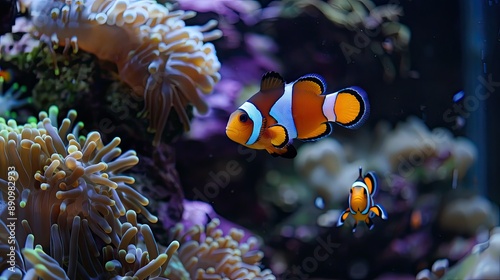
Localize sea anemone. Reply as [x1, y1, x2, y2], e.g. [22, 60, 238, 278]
[24, 0, 222, 145]
[171, 217, 276, 280]
[0, 106, 177, 278]
[416, 227, 500, 280]
[0, 17, 39, 59]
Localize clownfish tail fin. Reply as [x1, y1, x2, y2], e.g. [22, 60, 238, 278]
[324, 86, 369, 129]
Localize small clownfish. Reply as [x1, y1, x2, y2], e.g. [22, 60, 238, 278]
[337, 167, 388, 232]
[225, 71, 369, 158]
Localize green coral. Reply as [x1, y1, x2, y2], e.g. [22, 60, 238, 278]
[3, 44, 97, 112]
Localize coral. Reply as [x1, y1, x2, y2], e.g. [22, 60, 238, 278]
[179, 200, 259, 242]
[171, 215, 276, 280]
[439, 195, 498, 235]
[0, 106, 178, 278]
[290, 0, 406, 32]
[171, 0, 262, 25]
[378, 117, 477, 183]
[0, 17, 39, 59]
[131, 143, 185, 245]
[30, 51, 96, 111]
[263, 0, 411, 81]
[23, 0, 222, 145]
[0, 77, 31, 118]
[295, 117, 479, 210]
[416, 227, 500, 280]
[416, 258, 449, 280]
[295, 138, 367, 207]
[2, 21, 99, 116]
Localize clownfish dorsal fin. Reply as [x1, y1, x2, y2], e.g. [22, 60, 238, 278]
[268, 124, 289, 148]
[293, 74, 326, 95]
[358, 167, 363, 179]
[363, 171, 377, 195]
[260, 71, 285, 92]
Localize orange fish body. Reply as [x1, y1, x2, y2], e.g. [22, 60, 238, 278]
[337, 168, 388, 232]
[226, 72, 369, 158]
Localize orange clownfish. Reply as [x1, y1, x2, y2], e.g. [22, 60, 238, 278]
[225, 71, 369, 158]
[337, 168, 388, 232]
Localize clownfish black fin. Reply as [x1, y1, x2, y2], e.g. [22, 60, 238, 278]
[293, 74, 326, 95]
[267, 144, 297, 158]
[363, 171, 378, 195]
[261, 71, 285, 92]
[337, 208, 350, 227]
[269, 124, 289, 148]
[365, 217, 375, 230]
[333, 87, 369, 129]
[297, 123, 332, 142]
[272, 144, 297, 158]
[370, 204, 388, 220]
[352, 221, 358, 232]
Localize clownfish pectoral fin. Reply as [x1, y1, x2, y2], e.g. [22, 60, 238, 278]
[297, 123, 332, 142]
[268, 144, 297, 158]
[363, 172, 378, 195]
[333, 87, 370, 129]
[337, 208, 350, 227]
[260, 71, 285, 92]
[268, 124, 289, 148]
[280, 145, 297, 158]
[365, 217, 375, 230]
[370, 204, 388, 220]
[293, 74, 326, 95]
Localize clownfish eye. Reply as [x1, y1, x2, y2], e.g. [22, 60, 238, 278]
[363, 188, 367, 195]
[350, 189, 353, 194]
[239, 113, 249, 123]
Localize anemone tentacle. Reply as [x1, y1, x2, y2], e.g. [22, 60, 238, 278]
[25, 0, 222, 145]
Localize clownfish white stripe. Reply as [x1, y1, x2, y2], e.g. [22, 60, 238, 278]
[352, 182, 368, 189]
[270, 84, 298, 140]
[322, 93, 338, 122]
[239, 102, 263, 145]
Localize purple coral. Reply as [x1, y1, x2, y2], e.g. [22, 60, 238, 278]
[175, 0, 262, 25]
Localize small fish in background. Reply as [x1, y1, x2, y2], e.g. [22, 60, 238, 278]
[315, 196, 325, 210]
[410, 209, 422, 230]
[337, 167, 388, 232]
[0, 68, 14, 84]
[226, 71, 369, 158]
